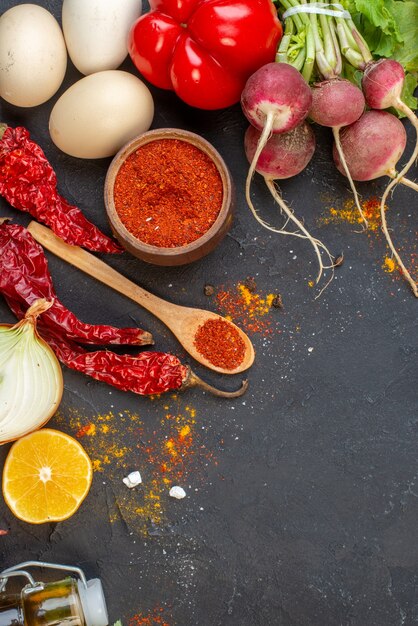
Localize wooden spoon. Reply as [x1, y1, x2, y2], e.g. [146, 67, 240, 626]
[28, 221, 255, 375]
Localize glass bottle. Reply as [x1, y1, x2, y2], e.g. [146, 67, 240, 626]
[0, 562, 108, 626]
[0, 593, 24, 626]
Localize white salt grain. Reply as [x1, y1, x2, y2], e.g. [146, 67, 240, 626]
[123, 471, 142, 488]
[169, 486, 186, 499]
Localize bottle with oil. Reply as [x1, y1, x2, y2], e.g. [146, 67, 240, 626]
[0, 562, 108, 626]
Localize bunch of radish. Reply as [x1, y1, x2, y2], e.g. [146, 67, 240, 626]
[340, 60, 418, 297]
[243, 0, 417, 297]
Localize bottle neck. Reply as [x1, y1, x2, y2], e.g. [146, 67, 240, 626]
[77, 579, 108, 626]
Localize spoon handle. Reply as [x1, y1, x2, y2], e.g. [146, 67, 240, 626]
[27, 221, 182, 321]
[28, 221, 255, 375]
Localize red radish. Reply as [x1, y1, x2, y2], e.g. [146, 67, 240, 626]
[241, 63, 312, 216]
[362, 59, 406, 110]
[332, 110, 407, 181]
[310, 79, 367, 226]
[244, 121, 316, 179]
[241, 63, 312, 137]
[241, 64, 335, 291]
[362, 59, 418, 297]
[310, 79, 364, 128]
[244, 121, 335, 291]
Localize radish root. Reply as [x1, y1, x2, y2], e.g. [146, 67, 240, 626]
[387, 171, 418, 193]
[380, 99, 418, 297]
[245, 110, 276, 190]
[265, 180, 335, 285]
[245, 163, 336, 292]
[332, 126, 368, 229]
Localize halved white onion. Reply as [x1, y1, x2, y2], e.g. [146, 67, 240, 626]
[0, 299, 63, 444]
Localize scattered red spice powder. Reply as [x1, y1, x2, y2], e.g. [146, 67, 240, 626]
[320, 196, 384, 231]
[75, 423, 96, 438]
[215, 280, 276, 335]
[320, 195, 417, 287]
[114, 139, 223, 248]
[146, 423, 198, 481]
[193, 318, 246, 370]
[55, 405, 216, 534]
[128, 608, 170, 626]
[383, 251, 417, 281]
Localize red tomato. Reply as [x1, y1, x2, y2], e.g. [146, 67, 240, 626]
[128, 0, 282, 110]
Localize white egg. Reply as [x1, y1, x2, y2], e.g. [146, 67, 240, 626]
[62, 0, 142, 75]
[0, 4, 67, 108]
[49, 70, 154, 159]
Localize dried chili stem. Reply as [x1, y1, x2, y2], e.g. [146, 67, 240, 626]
[185, 371, 249, 398]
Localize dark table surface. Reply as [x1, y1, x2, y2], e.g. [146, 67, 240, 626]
[0, 2, 417, 625]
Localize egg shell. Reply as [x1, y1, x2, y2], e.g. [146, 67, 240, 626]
[62, 0, 142, 75]
[0, 4, 67, 108]
[49, 70, 155, 159]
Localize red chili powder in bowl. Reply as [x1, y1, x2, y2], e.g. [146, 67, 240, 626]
[113, 138, 224, 248]
[193, 318, 246, 370]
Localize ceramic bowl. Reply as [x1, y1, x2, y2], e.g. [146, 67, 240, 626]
[104, 128, 233, 266]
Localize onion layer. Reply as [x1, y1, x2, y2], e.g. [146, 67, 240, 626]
[0, 299, 63, 444]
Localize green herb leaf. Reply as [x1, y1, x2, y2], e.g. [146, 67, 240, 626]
[341, 0, 357, 15]
[386, 0, 418, 71]
[359, 25, 396, 57]
[354, 0, 403, 46]
[400, 73, 418, 111]
[341, 62, 363, 87]
[342, 0, 418, 112]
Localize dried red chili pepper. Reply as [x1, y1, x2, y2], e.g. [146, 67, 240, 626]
[7, 299, 247, 398]
[1, 220, 247, 398]
[0, 124, 122, 253]
[0, 219, 151, 346]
